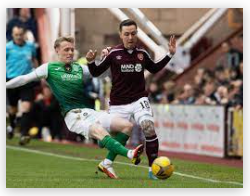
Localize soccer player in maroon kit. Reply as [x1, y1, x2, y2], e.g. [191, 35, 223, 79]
[86, 19, 176, 179]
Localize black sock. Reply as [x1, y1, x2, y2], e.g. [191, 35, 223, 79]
[9, 113, 16, 129]
[20, 112, 32, 136]
[145, 134, 159, 166]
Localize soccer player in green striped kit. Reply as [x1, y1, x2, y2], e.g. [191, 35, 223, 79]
[6, 36, 144, 179]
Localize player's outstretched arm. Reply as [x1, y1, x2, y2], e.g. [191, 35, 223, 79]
[6, 63, 48, 89]
[145, 35, 176, 74]
[86, 49, 111, 77]
[6, 71, 38, 89]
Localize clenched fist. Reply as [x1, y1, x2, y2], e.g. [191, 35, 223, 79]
[86, 49, 97, 62]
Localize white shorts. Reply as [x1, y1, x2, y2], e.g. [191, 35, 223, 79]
[64, 108, 116, 139]
[109, 97, 154, 125]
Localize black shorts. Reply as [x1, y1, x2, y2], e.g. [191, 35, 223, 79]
[6, 79, 36, 107]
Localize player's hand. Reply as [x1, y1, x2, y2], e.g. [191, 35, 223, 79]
[168, 35, 176, 55]
[101, 47, 111, 58]
[86, 50, 97, 62]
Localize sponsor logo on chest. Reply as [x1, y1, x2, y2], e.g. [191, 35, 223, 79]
[121, 63, 142, 73]
[116, 55, 122, 60]
[61, 73, 82, 81]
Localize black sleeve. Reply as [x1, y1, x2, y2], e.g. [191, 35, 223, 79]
[87, 54, 111, 77]
[144, 53, 172, 74]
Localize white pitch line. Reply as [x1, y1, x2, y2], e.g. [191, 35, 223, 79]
[6, 145, 243, 187]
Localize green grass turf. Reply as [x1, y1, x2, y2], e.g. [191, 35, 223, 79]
[6, 138, 243, 188]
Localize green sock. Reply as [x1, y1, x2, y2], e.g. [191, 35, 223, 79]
[99, 135, 129, 158]
[106, 132, 129, 161]
[98, 140, 105, 148]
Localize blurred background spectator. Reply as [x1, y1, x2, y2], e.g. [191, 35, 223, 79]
[216, 41, 243, 69]
[6, 8, 38, 42]
[32, 85, 65, 141]
[148, 81, 161, 103]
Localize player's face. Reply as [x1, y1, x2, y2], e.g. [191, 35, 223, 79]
[12, 27, 25, 45]
[120, 25, 138, 49]
[56, 41, 74, 64]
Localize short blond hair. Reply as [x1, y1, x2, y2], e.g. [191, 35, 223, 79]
[54, 36, 75, 49]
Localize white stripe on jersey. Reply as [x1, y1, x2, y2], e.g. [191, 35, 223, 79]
[99, 48, 124, 64]
[136, 48, 169, 63]
[110, 48, 124, 53]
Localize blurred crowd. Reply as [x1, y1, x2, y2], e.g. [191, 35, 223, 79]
[148, 38, 243, 110]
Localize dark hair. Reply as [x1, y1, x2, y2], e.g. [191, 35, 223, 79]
[193, 87, 203, 98]
[12, 24, 26, 32]
[119, 19, 137, 32]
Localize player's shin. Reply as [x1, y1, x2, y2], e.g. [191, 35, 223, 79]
[20, 112, 33, 136]
[99, 135, 130, 158]
[9, 113, 16, 129]
[145, 134, 159, 166]
[106, 132, 129, 162]
[19, 111, 32, 145]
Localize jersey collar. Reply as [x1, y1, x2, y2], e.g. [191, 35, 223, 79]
[121, 44, 137, 54]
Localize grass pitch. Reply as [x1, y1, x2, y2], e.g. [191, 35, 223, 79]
[6, 138, 243, 188]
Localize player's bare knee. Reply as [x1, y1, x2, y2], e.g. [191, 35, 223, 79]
[89, 123, 109, 140]
[90, 123, 104, 135]
[140, 120, 156, 137]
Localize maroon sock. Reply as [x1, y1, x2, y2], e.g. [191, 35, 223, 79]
[145, 134, 159, 166]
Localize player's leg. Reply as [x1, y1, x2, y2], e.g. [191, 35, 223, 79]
[64, 109, 144, 179]
[6, 88, 19, 139]
[96, 111, 143, 178]
[134, 97, 159, 179]
[6, 106, 17, 139]
[65, 109, 131, 157]
[18, 101, 33, 145]
[89, 123, 129, 157]
[110, 116, 143, 165]
[97, 108, 134, 178]
[89, 122, 144, 165]
[140, 119, 159, 179]
[18, 84, 35, 145]
[103, 115, 132, 161]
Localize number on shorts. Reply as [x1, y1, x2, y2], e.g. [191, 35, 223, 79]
[140, 100, 150, 109]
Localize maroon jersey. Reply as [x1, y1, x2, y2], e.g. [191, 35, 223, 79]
[87, 44, 172, 105]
